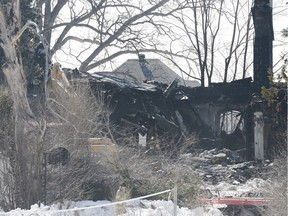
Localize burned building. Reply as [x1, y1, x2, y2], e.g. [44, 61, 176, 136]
[85, 0, 286, 160]
[30, 0, 281, 161]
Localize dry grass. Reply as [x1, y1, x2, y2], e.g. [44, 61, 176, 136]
[260, 128, 287, 216]
[44, 80, 113, 203]
[112, 144, 202, 209]
[0, 82, 202, 209]
[260, 152, 287, 216]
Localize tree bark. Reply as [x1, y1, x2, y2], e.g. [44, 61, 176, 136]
[2, 64, 43, 208]
[0, 0, 44, 208]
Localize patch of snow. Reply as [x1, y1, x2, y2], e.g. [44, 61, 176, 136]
[0, 200, 224, 216]
[213, 153, 226, 158]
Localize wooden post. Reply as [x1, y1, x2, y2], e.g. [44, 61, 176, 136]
[254, 112, 264, 161]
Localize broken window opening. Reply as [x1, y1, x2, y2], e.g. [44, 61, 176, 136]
[220, 110, 243, 134]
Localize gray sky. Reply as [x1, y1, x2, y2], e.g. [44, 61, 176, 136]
[51, 0, 288, 83]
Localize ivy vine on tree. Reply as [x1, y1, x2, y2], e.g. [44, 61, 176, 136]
[261, 28, 288, 112]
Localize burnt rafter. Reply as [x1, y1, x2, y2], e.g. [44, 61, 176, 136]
[177, 77, 255, 105]
[88, 74, 178, 131]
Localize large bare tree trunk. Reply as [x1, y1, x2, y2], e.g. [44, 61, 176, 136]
[0, 1, 44, 208]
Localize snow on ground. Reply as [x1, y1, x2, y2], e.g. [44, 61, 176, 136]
[0, 150, 269, 216]
[205, 178, 267, 198]
[0, 200, 223, 216]
[0, 173, 267, 216]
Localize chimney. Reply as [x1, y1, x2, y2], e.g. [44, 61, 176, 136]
[252, 0, 274, 90]
[138, 54, 146, 64]
[138, 54, 153, 80]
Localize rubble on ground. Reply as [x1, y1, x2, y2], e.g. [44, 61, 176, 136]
[179, 148, 271, 197]
[178, 147, 273, 215]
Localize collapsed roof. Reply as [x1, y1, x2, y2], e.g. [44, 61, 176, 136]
[88, 68, 253, 144]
